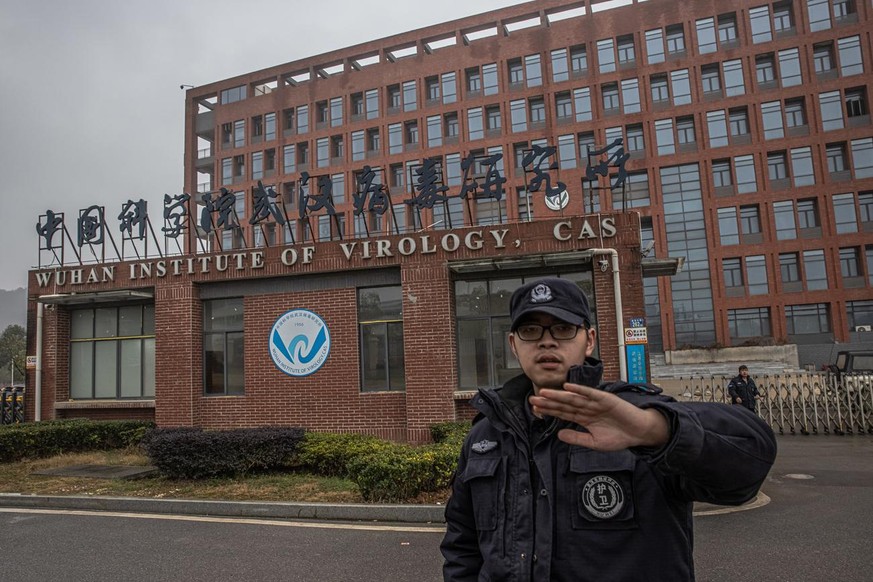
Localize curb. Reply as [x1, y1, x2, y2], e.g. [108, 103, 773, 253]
[0, 494, 447, 524]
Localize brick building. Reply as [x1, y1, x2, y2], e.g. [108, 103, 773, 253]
[26, 0, 873, 437]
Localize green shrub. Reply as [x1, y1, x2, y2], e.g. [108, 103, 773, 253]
[430, 421, 472, 445]
[348, 441, 460, 502]
[0, 419, 154, 463]
[294, 432, 394, 476]
[140, 426, 305, 479]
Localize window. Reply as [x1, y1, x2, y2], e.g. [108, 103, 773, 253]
[670, 69, 692, 105]
[728, 308, 771, 339]
[701, 64, 722, 95]
[283, 145, 296, 173]
[367, 128, 380, 154]
[510, 99, 527, 132]
[718, 207, 739, 244]
[780, 252, 801, 286]
[352, 131, 365, 162]
[402, 80, 417, 111]
[746, 255, 769, 295]
[70, 305, 155, 399]
[466, 67, 482, 94]
[388, 123, 402, 154]
[774, 200, 797, 239]
[351, 92, 365, 117]
[651, 74, 669, 103]
[405, 121, 418, 146]
[833, 192, 858, 234]
[713, 160, 733, 189]
[508, 58, 524, 85]
[626, 124, 644, 151]
[768, 151, 788, 181]
[616, 35, 635, 66]
[252, 151, 263, 179]
[819, 91, 845, 130]
[570, 45, 587, 75]
[558, 134, 577, 169]
[847, 300, 873, 330]
[555, 92, 573, 120]
[358, 287, 405, 392]
[803, 249, 828, 290]
[388, 84, 401, 109]
[550, 49, 570, 83]
[316, 138, 329, 168]
[851, 137, 873, 178]
[483, 63, 498, 95]
[620, 79, 641, 114]
[676, 116, 696, 145]
[655, 119, 675, 155]
[749, 6, 772, 43]
[602, 83, 620, 112]
[330, 97, 343, 127]
[442, 73, 457, 104]
[529, 98, 545, 125]
[525, 54, 543, 87]
[741, 204, 762, 236]
[736, 156, 757, 193]
[761, 101, 784, 139]
[724, 258, 744, 289]
[666, 25, 685, 54]
[838, 36, 863, 76]
[331, 135, 344, 163]
[427, 115, 442, 148]
[730, 108, 750, 138]
[597, 38, 616, 73]
[778, 48, 802, 87]
[786, 303, 831, 334]
[718, 14, 738, 45]
[723, 59, 745, 96]
[366, 89, 379, 119]
[203, 298, 244, 395]
[808, 0, 832, 31]
[455, 273, 593, 390]
[790, 147, 815, 186]
[846, 88, 868, 119]
[220, 85, 246, 104]
[234, 120, 245, 148]
[840, 247, 862, 278]
[296, 106, 309, 134]
[861, 192, 873, 224]
[707, 110, 728, 148]
[756, 54, 776, 85]
[467, 107, 484, 140]
[827, 143, 849, 174]
[814, 42, 836, 75]
[645, 29, 665, 64]
[696, 17, 717, 54]
[797, 198, 820, 230]
[772, 2, 794, 33]
[486, 105, 502, 132]
[784, 99, 807, 129]
[445, 113, 459, 140]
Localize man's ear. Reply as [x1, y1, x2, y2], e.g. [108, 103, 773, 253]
[584, 327, 597, 357]
[509, 333, 519, 359]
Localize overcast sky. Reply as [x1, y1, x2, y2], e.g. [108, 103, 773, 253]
[0, 0, 525, 290]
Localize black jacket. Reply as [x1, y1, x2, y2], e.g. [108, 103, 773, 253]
[441, 359, 777, 582]
[727, 375, 760, 411]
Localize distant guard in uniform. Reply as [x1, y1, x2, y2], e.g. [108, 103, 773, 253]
[728, 364, 761, 413]
[441, 278, 777, 582]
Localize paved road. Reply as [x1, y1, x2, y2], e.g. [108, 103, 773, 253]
[2, 435, 871, 581]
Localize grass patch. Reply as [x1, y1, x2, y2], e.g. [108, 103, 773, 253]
[0, 449, 368, 503]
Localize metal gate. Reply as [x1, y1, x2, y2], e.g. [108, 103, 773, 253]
[674, 373, 873, 436]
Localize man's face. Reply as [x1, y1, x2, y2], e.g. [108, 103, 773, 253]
[740, 368, 749, 378]
[509, 312, 596, 393]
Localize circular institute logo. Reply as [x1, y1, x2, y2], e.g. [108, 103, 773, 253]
[269, 309, 331, 377]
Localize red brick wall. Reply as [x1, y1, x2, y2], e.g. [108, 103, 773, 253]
[27, 215, 643, 441]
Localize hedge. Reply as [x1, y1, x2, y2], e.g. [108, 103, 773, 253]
[0, 419, 153, 463]
[140, 426, 305, 479]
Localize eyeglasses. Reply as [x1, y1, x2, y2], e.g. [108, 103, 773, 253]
[515, 323, 582, 341]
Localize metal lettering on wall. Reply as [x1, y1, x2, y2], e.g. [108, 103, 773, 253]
[34, 137, 629, 279]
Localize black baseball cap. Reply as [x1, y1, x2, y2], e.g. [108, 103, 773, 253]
[509, 278, 592, 331]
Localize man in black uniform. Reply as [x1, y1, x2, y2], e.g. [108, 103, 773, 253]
[441, 278, 777, 582]
[728, 364, 761, 413]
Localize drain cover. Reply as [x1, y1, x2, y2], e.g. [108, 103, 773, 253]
[784, 473, 815, 480]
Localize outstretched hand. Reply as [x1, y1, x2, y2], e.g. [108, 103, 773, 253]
[529, 383, 670, 451]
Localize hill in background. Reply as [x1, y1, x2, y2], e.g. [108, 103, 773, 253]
[0, 288, 27, 331]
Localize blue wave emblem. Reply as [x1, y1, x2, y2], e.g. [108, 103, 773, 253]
[272, 326, 327, 365]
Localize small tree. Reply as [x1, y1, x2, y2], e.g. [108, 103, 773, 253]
[0, 324, 26, 385]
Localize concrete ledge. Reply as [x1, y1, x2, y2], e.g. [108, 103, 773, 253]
[665, 345, 799, 368]
[0, 494, 447, 523]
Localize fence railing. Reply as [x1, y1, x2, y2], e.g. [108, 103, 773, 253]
[669, 373, 873, 436]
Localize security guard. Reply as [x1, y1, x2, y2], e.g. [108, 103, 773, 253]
[441, 278, 777, 582]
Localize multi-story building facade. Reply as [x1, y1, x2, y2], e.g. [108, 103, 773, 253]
[184, 0, 873, 365]
[23, 0, 872, 437]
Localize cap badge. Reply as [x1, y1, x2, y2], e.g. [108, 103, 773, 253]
[529, 284, 553, 304]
